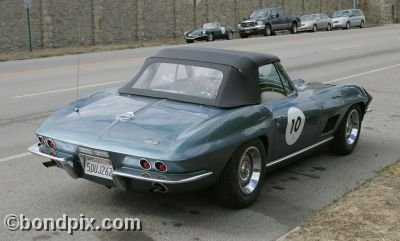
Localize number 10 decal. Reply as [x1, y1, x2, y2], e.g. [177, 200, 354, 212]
[285, 107, 306, 145]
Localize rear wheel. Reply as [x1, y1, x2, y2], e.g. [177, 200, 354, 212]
[226, 31, 233, 40]
[330, 105, 362, 155]
[215, 139, 266, 209]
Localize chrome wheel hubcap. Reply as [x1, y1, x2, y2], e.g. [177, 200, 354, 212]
[345, 109, 360, 145]
[238, 146, 262, 195]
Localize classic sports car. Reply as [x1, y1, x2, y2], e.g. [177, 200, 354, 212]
[184, 22, 234, 43]
[29, 48, 372, 208]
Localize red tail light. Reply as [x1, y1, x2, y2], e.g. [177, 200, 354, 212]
[139, 159, 151, 170]
[38, 136, 46, 145]
[155, 161, 167, 172]
[47, 139, 56, 149]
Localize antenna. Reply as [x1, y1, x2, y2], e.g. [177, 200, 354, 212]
[74, 2, 81, 113]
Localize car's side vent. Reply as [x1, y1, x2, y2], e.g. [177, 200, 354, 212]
[323, 115, 339, 134]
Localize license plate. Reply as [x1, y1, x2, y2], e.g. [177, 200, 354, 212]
[245, 30, 251, 33]
[84, 155, 113, 180]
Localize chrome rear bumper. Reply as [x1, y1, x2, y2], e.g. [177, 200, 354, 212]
[28, 144, 78, 179]
[28, 143, 214, 191]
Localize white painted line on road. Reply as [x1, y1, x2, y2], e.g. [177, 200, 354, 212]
[13, 80, 125, 99]
[0, 152, 31, 163]
[332, 44, 364, 50]
[325, 63, 400, 84]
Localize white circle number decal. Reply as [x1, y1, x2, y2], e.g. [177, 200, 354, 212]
[285, 107, 306, 145]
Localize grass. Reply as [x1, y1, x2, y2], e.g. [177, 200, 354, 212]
[279, 159, 400, 241]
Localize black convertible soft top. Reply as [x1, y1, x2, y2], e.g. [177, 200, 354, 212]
[119, 47, 281, 108]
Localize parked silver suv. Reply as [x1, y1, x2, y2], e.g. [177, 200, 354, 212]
[332, 9, 365, 29]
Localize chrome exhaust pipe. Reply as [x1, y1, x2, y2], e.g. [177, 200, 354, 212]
[42, 160, 58, 168]
[151, 182, 169, 193]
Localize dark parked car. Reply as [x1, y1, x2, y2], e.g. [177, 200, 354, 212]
[184, 22, 234, 43]
[238, 8, 301, 38]
[29, 48, 372, 208]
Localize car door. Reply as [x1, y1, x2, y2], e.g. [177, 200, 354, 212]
[320, 14, 328, 29]
[270, 9, 280, 30]
[260, 63, 323, 160]
[277, 8, 288, 30]
[350, 10, 359, 26]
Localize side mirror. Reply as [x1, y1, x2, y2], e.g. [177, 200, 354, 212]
[276, 13, 280, 18]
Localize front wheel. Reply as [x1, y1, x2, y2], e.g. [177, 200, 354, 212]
[185, 39, 194, 44]
[330, 105, 362, 155]
[312, 24, 318, 32]
[290, 22, 298, 34]
[206, 33, 214, 42]
[327, 23, 332, 31]
[215, 139, 266, 209]
[360, 21, 365, 28]
[345, 22, 351, 30]
[264, 24, 272, 36]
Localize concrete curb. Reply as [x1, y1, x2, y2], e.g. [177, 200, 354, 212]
[275, 226, 302, 241]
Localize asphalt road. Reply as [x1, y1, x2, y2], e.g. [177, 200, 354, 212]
[1, 25, 400, 241]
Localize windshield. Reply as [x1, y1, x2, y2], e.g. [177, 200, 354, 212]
[250, 9, 269, 19]
[333, 10, 350, 17]
[203, 23, 218, 29]
[131, 63, 224, 100]
[300, 15, 317, 21]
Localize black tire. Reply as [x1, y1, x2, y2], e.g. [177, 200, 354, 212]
[312, 24, 318, 32]
[226, 31, 234, 40]
[264, 24, 272, 36]
[290, 22, 298, 34]
[215, 139, 266, 209]
[239, 33, 248, 38]
[360, 21, 365, 28]
[327, 23, 332, 31]
[206, 33, 214, 42]
[345, 21, 351, 30]
[330, 105, 362, 155]
[185, 39, 194, 44]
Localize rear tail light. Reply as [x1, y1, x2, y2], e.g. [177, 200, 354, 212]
[47, 139, 56, 149]
[155, 161, 167, 172]
[38, 136, 46, 145]
[139, 159, 151, 170]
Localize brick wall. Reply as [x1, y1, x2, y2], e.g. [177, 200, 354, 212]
[0, 0, 397, 52]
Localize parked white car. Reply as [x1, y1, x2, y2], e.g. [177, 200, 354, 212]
[299, 13, 333, 32]
[332, 9, 366, 29]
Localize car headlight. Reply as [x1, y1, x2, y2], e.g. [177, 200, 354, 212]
[238, 24, 241, 28]
[257, 21, 263, 26]
[202, 30, 206, 34]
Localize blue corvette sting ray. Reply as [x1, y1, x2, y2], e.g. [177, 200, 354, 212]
[29, 47, 372, 208]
